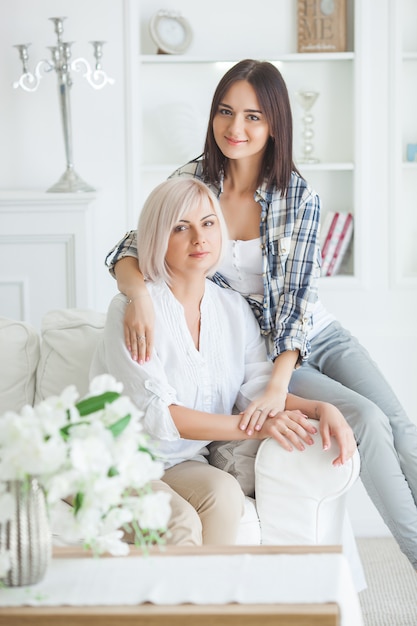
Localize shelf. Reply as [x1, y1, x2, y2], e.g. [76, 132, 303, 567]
[140, 53, 355, 64]
[296, 162, 354, 171]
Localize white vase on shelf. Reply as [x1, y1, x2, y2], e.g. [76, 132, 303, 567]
[295, 90, 320, 164]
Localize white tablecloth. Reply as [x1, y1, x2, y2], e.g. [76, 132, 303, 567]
[0, 552, 363, 626]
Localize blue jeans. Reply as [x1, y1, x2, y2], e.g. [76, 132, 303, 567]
[289, 320, 417, 568]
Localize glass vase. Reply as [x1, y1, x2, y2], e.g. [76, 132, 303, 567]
[295, 90, 320, 164]
[0, 478, 51, 586]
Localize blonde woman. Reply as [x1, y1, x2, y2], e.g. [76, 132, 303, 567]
[92, 177, 356, 544]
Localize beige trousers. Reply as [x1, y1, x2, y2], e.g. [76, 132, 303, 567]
[161, 460, 245, 545]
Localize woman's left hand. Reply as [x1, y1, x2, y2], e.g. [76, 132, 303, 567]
[239, 390, 289, 436]
[318, 403, 357, 466]
[240, 390, 319, 450]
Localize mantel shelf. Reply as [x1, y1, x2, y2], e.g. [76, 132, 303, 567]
[0, 190, 97, 208]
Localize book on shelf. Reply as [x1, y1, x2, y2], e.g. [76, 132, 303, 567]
[297, 0, 347, 53]
[320, 211, 354, 277]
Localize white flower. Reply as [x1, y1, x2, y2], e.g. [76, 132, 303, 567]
[102, 506, 133, 533]
[0, 376, 171, 557]
[132, 490, 172, 530]
[123, 451, 165, 489]
[91, 530, 129, 556]
[0, 414, 67, 480]
[88, 374, 123, 396]
[44, 469, 81, 504]
[70, 433, 114, 477]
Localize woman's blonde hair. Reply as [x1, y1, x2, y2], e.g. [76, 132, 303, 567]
[137, 177, 228, 284]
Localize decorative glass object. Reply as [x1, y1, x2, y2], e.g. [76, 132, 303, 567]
[295, 90, 320, 164]
[0, 478, 51, 587]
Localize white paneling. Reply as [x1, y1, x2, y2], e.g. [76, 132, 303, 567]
[0, 278, 29, 321]
[0, 192, 96, 330]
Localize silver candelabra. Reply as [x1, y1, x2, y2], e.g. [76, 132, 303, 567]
[13, 17, 114, 193]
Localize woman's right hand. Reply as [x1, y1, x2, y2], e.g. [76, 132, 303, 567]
[124, 293, 155, 363]
[258, 410, 317, 452]
[114, 256, 155, 363]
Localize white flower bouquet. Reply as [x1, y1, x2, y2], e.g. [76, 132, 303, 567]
[0, 375, 171, 578]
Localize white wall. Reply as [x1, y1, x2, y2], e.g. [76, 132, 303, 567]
[0, 0, 128, 312]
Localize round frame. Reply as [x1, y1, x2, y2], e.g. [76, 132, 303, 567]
[149, 11, 193, 55]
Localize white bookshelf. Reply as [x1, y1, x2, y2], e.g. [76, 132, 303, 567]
[124, 0, 372, 285]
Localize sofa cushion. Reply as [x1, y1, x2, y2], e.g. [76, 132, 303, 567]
[0, 317, 39, 414]
[35, 308, 106, 403]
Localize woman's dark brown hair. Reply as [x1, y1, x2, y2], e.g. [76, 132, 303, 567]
[202, 59, 299, 194]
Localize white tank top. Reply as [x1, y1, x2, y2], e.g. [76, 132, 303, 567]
[219, 239, 264, 296]
[217, 238, 334, 340]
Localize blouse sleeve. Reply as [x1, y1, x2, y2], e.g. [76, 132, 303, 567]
[91, 294, 182, 442]
[105, 230, 139, 278]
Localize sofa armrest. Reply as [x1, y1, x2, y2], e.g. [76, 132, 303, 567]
[254, 430, 360, 546]
[254, 430, 366, 592]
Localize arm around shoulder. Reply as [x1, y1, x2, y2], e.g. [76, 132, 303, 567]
[105, 230, 138, 278]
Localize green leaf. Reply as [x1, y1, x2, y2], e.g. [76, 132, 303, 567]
[59, 420, 89, 441]
[74, 491, 84, 515]
[107, 414, 131, 437]
[138, 445, 156, 461]
[76, 391, 120, 416]
[108, 466, 119, 477]
[59, 424, 72, 441]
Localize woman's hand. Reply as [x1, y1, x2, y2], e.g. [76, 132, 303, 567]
[124, 293, 155, 363]
[239, 389, 288, 435]
[316, 403, 357, 466]
[239, 351, 300, 435]
[253, 409, 318, 452]
[113, 256, 155, 363]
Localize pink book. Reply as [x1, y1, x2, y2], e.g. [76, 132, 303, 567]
[326, 213, 354, 276]
[320, 212, 347, 276]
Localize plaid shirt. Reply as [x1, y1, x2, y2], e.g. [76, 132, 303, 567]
[106, 159, 321, 361]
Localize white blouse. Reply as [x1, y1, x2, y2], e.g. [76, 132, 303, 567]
[90, 281, 273, 468]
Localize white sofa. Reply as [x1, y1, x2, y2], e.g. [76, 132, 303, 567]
[0, 309, 365, 590]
